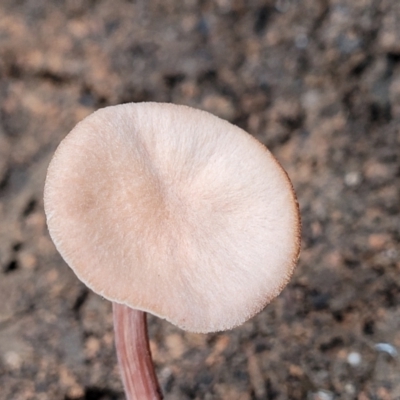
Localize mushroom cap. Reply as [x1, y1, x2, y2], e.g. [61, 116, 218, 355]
[44, 102, 300, 333]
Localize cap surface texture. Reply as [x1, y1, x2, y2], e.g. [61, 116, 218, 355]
[44, 102, 300, 333]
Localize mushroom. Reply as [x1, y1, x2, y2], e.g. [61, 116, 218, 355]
[44, 102, 301, 399]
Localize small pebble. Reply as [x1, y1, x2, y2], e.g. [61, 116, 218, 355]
[295, 33, 309, 49]
[66, 385, 85, 399]
[3, 351, 22, 369]
[85, 336, 100, 359]
[368, 233, 390, 250]
[374, 343, 398, 357]
[310, 390, 335, 400]
[344, 171, 361, 187]
[347, 351, 362, 366]
[201, 95, 235, 120]
[345, 383, 356, 394]
[384, 248, 398, 260]
[165, 334, 185, 359]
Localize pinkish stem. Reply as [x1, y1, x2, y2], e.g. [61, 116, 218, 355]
[113, 303, 162, 400]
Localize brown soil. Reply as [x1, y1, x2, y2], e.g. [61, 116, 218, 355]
[0, 1, 399, 399]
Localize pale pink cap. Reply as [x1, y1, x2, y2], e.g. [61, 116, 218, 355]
[44, 102, 300, 333]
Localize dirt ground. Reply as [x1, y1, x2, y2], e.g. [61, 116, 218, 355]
[0, 0, 399, 399]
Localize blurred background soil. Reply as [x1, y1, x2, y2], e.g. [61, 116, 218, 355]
[0, 0, 399, 399]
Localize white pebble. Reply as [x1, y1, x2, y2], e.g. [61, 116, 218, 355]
[374, 343, 398, 357]
[3, 351, 22, 369]
[310, 390, 334, 400]
[344, 171, 361, 187]
[347, 351, 362, 366]
[345, 383, 356, 394]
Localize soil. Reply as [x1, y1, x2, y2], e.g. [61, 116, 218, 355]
[0, 0, 399, 399]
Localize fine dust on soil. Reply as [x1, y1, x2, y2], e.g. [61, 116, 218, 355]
[0, 1, 399, 399]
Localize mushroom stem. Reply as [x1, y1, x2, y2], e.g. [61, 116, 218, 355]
[113, 303, 162, 400]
